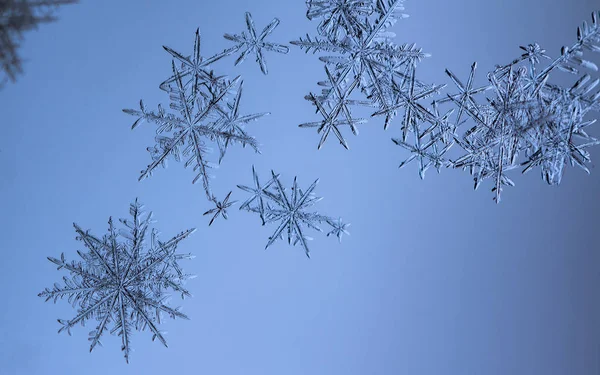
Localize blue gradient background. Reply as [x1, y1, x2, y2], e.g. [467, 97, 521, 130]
[1, 0, 599, 374]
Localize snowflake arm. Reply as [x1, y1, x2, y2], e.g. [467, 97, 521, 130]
[212, 81, 269, 163]
[306, 0, 373, 38]
[160, 28, 233, 91]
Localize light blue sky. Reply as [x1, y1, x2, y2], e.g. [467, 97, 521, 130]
[1, 0, 599, 374]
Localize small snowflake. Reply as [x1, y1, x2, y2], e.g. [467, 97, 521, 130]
[238, 166, 350, 257]
[326, 217, 351, 242]
[203, 191, 237, 226]
[236, 165, 279, 225]
[224, 12, 289, 74]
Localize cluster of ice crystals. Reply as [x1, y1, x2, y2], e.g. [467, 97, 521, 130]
[123, 12, 289, 219]
[294, 1, 600, 201]
[123, 28, 267, 204]
[292, 0, 439, 149]
[424, 13, 600, 202]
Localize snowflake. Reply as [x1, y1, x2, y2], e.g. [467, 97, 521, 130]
[224, 12, 290, 74]
[38, 199, 196, 363]
[236, 165, 278, 225]
[237, 166, 349, 257]
[325, 217, 351, 242]
[123, 28, 269, 202]
[203, 191, 237, 226]
[298, 68, 368, 149]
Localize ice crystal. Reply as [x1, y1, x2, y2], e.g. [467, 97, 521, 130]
[124, 12, 289, 203]
[224, 12, 290, 74]
[295, 2, 600, 201]
[401, 11, 600, 202]
[292, 0, 440, 149]
[203, 191, 236, 226]
[123, 28, 268, 202]
[326, 217, 351, 242]
[38, 199, 196, 363]
[237, 166, 349, 257]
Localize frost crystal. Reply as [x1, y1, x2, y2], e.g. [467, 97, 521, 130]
[124, 13, 289, 206]
[295, 2, 600, 201]
[292, 0, 440, 149]
[224, 12, 290, 74]
[401, 12, 600, 202]
[124, 24, 277, 203]
[38, 199, 196, 363]
[237, 166, 349, 257]
[203, 191, 237, 226]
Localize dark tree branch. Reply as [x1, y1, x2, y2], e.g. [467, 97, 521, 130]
[0, 0, 76, 87]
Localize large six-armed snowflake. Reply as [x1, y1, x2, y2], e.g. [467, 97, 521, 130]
[39, 199, 196, 363]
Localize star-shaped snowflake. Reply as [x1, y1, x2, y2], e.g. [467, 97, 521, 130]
[438, 62, 491, 125]
[224, 12, 290, 74]
[237, 165, 279, 225]
[238, 167, 350, 257]
[392, 132, 438, 179]
[203, 191, 237, 226]
[124, 60, 263, 202]
[326, 217, 351, 242]
[39, 199, 196, 363]
[298, 67, 369, 149]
